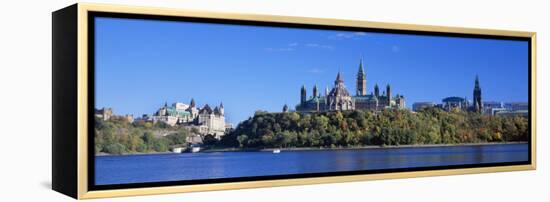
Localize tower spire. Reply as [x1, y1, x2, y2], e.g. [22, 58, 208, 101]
[335, 69, 345, 88]
[358, 57, 365, 75]
[374, 83, 379, 97]
[356, 57, 367, 96]
[386, 84, 391, 104]
[473, 75, 482, 113]
[300, 85, 307, 104]
[313, 84, 318, 98]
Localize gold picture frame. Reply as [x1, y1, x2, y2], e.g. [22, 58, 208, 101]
[52, 3, 536, 199]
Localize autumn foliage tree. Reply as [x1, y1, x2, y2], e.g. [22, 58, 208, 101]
[220, 108, 529, 148]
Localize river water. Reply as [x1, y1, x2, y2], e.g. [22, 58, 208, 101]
[95, 143, 528, 185]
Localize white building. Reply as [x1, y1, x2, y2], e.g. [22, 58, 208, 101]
[151, 100, 227, 139]
[197, 103, 226, 138]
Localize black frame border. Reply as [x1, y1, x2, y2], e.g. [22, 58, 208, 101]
[87, 11, 533, 191]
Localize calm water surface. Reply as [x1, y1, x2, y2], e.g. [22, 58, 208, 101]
[95, 143, 528, 185]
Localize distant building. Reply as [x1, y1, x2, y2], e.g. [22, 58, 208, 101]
[95, 107, 134, 123]
[282, 104, 289, 113]
[488, 107, 509, 116]
[438, 76, 487, 113]
[483, 101, 503, 108]
[490, 102, 529, 118]
[225, 123, 234, 133]
[153, 100, 197, 126]
[135, 114, 152, 123]
[504, 102, 529, 111]
[472, 98, 528, 117]
[296, 59, 405, 112]
[197, 103, 226, 138]
[482, 101, 503, 115]
[412, 102, 435, 111]
[152, 99, 227, 139]
[124, 114, 134, 123]
[442, 96, 469, 111]
[95, 107, 113, 121]
[326, 71, 355, 111]
[495, 110, 529, 118]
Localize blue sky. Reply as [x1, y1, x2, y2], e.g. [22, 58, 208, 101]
[95, 17, 529, 125]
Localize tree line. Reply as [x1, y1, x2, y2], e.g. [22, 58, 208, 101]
[219, 108, 529, 148]
[95, 108, 529, 154]
[94, 117, 190, 155]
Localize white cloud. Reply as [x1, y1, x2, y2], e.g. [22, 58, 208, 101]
[265, 42, 333, 52]
[264, 47, 294, 52]
[329, 32, 368, 40]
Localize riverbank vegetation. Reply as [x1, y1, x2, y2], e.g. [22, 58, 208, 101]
[219, 108, 528, 148]
[95, 108, 529, 154]
[94, 117, 190, 155]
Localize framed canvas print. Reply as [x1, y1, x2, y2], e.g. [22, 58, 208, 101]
[52, 3, 536, 199]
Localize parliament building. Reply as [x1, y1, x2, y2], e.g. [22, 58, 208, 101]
[295, 59, 405, 112]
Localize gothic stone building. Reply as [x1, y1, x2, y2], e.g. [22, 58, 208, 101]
[196, 103, 226, 138]
[296, 59, 406, 112]
[152, 99, 227, 138]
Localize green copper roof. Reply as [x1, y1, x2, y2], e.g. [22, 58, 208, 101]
[165, 107, 191, 117]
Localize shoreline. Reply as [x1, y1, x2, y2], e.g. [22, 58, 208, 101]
[208, 141, 528, 153]
[95, 141, 528, 156]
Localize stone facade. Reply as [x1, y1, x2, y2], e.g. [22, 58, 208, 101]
[153, 100, 197, 126]
[442, 96, 469, 111]
[327, 72, 355, 110]
[197, 104, 226, 138]
[151, 99, 227, 139]
[296, 59, 406, 112]
[95, 107, 113, 121]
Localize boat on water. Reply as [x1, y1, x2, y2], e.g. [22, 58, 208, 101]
[273, 149, 281, 154]
[185, 144, 201, 153]
[190, 147, 201, 153]
[172, 147, 184, 153]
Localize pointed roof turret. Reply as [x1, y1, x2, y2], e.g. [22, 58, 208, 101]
[336, 71, 343, 82]
[334, 70, 344, 86]
[213, 106, 221, 115]
[200, 104, 213, 114]
[190, 98, 196, 108]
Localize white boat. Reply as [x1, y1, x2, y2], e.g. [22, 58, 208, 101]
[172, 147, 184, 153]
[272, 149, 281, 154]
[191, 147, 201, 153]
